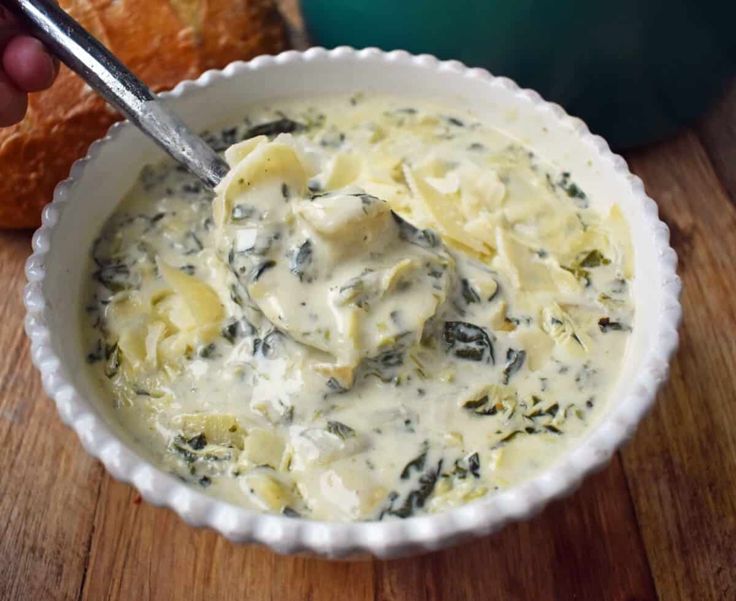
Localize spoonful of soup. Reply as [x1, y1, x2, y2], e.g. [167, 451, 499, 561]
[213, 134, 457, 389]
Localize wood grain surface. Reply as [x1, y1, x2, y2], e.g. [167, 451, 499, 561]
[1, 4, 735, 599]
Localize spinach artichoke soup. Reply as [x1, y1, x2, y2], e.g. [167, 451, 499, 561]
[83, 95, 634, 521]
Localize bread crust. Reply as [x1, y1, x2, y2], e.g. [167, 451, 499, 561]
[0, 0, 287, 228]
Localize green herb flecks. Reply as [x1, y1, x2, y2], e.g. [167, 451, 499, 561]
[562, 265, 591, 287]
[400, 444, 429, 480]
[461, 278, 481, 304]
[244, 118, 305, 139]
[93, 262, 131, 293]
[253, 330, 280, 358]
[383, 459, 443, 519]
[187, 433, 207, 450]
[230, 283, 244, 306]
[451, 452, 481, 479]
[86, 339, 104, 364]
[556, 171, 588, 207]
[104, 343, 120, 378]
[289, 239, 313, 282]
[502, 348, 526, 384]
[467, 452, 481, 478]
[325, 377, 347, 394]
[578, 249, 610, 268]
[326, 420, 356, 440]
[464, 395, 498, 415]
[222, 321, 239, 344]
[443, 321, 495, 363]
[598, 317, 630, 333]
[251, 260, 276, 282]
[392, 211, 440, 248]
[198, 342, 217, 359]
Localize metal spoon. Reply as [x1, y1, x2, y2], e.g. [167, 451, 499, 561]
[3, 0, 228, 188]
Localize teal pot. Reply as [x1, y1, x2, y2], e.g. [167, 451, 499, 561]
[301, 0, 736, 149]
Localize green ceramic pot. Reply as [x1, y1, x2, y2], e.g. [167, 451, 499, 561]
[301, 0, 735, 149]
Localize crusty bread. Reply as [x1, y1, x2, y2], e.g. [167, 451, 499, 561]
[0, 0, 287, 228]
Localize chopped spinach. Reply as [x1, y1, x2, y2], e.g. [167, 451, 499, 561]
[182, 231, 204, 254]
[556, 171, 588, 206]
[181, 182, 203, 196]
[461, 278, 481, 304]
[222, 321, 239, 344]
[384, 459, 443, 518]
[253, 330, 280, 358]
[198, 342, 217, 358]
[598, 317, 630, 332]
[104, 344, 120, 378]
[451, 452, 481, 479]
[93, 262, 131, 292]
[400, 445, 428, 479]
[391, 211, 440, 248]
[187, 433, 208, 450]
[578, 249, 610, 268]
[326, 420, 356, 440]
[289, 239, 313, 282]
[498, 430, 523, 444]
[171, 434, 203, 463]
[86, 339, 103, 364]
[463, 395, 500, 416]
[468, 452, 481, 478]
[527, 400, 559, 419]
[502, 348, 526, 384]
[280, 403, 295, 424]
[562, 264, 591, 287]
[443, 321, 495, 363]
[373, 347, 404, 368]
[251, 260, 276, 282]
[217, 126, 238, 149]
[243, 118, 305, 139]
[325, 377, 347, 393]
[230, 283, 244, 306]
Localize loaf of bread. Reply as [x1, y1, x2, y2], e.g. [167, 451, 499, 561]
[0, 0, 287, 228]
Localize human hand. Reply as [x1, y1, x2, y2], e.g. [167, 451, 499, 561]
[0, 6, 58, 126]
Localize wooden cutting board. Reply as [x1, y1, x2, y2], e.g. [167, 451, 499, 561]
[1, 5, 735, 599]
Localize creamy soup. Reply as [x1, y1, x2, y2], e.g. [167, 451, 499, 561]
[83, 95, 634, 521]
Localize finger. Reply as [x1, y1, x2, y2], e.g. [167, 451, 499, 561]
[0, 68, 27, 126]
[0, 7, 21, 47]
[3, 35, 57, 92]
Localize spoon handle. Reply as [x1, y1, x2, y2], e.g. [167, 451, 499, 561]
[3, 0, 227, 188]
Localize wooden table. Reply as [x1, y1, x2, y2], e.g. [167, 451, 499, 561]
[2, 7, 735, 598]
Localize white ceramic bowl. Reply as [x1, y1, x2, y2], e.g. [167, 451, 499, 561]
[23, 47, 681, 559]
